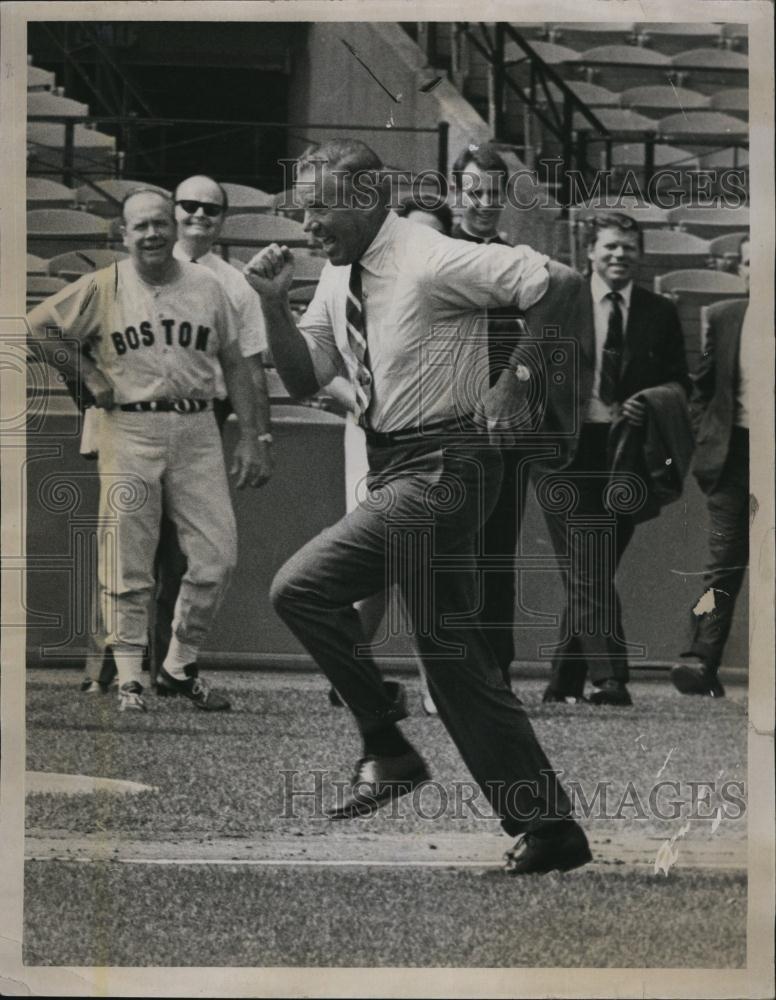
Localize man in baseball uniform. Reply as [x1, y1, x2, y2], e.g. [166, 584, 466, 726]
[27, 188, 264, 712]
[142, 175, 275, 680]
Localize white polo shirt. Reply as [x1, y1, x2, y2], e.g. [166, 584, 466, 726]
[173, 245, 267, 358]
[298, 211, 549, 432]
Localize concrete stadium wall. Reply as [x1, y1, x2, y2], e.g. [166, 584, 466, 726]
[287, 22, 490, 174]
[25, 400, 747, 674]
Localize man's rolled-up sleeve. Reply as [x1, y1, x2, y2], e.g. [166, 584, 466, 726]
[297, 275, 346, 388]
[426, 239, 550, 312]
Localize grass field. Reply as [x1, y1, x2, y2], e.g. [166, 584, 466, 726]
[24, 670, 748, 968]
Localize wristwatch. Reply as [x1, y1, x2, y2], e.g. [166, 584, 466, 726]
[513, 364, 531, 382]
[257, 432, 273, 444]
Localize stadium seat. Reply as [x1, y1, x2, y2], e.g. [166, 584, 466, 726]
[48, 248, 129, 281]
[633, 22, 724, 56]
[220, 183, 276, 214]
[26, 274, 68, 310]
[619, 85, 709, 119]
[608, 143, 699, 193]
[639, 230, 711, 289]
[655, 268, 747, 360]
[504, 39, 580, 65]
[669, 48, 748, 95]
[28, 91, 89, 118]
[573, 107, 657, 136]
[27, 122, 117, 179]
[218, 213, 310, 258]
[574, 45, 671, 92]
[707, 231, 749, 271]
[657, 110, 748, 139]
[668, 205, 749, 240]
[27, 209, 111, 258]
[27, 177, 76, 211]
[708, 88, 749, 120]
[75, 179, 171, 217]
[697, 146, 749, 170]
[545, 23, 637, 52]
[540, 81, 620, 107]
[27, 253, 49, 276]
[28, 64, 55, 92]
[719, 23, 748, 53]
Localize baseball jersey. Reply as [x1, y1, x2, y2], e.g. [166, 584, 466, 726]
[298, 211, 549, 432]
[173, 245, 267, 358]
[27, 259, 239, 404]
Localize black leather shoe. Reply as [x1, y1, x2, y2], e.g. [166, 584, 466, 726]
[589, 679, 632, 706]
[504, 820, 592, 875]
[157, 665, 231, 711]
[542, 686, 587, 705]
[671, 663, 725, 698]
[326, 751, 431, 819]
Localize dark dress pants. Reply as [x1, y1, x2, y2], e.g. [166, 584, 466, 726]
[480, 448, 529, 685]
[270, 434, 571, 836]
[683, 427, 749, 671]
[541, 423, 635, 697]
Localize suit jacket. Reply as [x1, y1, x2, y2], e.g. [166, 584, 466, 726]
[608, 382, 695, 523]
[690, 298, 748, 494]
[523, 274, 689, 471]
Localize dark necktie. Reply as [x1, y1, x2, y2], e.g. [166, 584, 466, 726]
[345, 262, 372, 418]
[599, 290, 624, 406]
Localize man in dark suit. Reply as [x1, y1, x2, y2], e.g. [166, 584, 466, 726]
[671, 238, 750, 698]
[540, 212, 690, 706]
[448, 142, 542, 689]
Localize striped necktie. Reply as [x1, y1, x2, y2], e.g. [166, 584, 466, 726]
[345, 262, 372, 418]
[599, 290, 624, 406]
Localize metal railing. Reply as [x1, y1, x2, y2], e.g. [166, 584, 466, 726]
[27, 114, 451, 192]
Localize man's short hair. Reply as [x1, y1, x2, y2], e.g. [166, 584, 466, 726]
[297, 138, 384, 177]
[296, 139, 386, 208]
[584, 211, 644, 253]
[396, 196, 453, 235]
[120, 187, 174, 223]
[451, 142, 509, 189]
[173, 175, 229, 213]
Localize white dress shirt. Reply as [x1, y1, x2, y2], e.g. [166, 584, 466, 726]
[298, 212, 549, 432]
[586, 272, 634, 423]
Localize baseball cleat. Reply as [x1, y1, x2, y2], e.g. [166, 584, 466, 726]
[157, 664, 231, 711]
[118, 681, 147, 712]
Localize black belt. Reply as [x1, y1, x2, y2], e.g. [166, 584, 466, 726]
[119, 399, 211, 413]
[364, 415, 477, 448]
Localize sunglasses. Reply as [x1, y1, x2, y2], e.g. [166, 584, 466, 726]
[175, 200, 224, 217]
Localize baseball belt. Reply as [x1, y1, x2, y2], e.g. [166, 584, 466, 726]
[119, 399, 211, 414]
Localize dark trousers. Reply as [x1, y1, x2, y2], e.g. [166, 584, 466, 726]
[83, 398, 231, 684]
[683, 427, 749, 672]
[480, 448, 529, 684]
[270, 435, 571, 836]
[542, 424, 635, 697]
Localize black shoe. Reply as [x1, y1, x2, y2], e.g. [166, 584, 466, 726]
[326, 750, 431, 819]
[157, 665, 231, 711]
[504, 820, 592, 876]
[542, 686, 587, 705]
[589, 679, 632, 706]
[671, 663, 725, 698]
